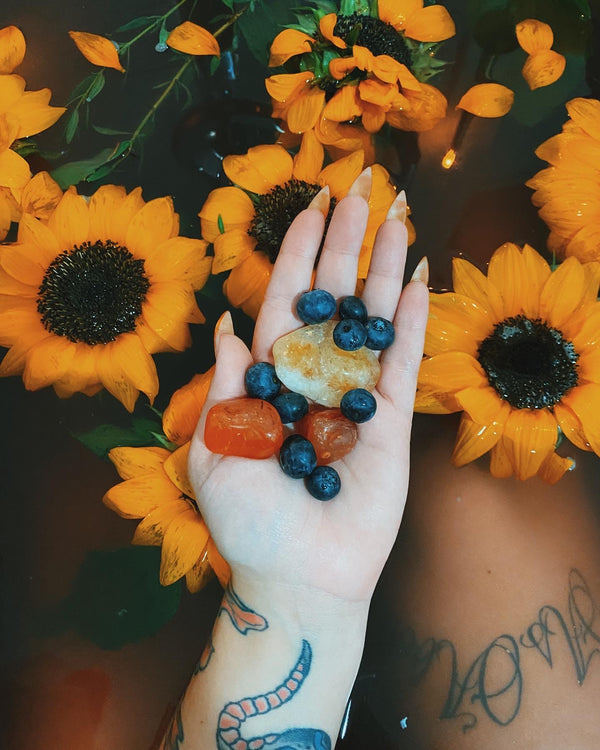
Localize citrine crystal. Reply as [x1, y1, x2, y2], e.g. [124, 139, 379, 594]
[204, 398, 283, 459]
[272, 320, 380, 407]
[297, 409, 358, 465]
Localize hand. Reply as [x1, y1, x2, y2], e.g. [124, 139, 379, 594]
[188, 177, 429, 604]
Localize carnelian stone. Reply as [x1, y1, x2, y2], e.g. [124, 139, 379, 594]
[296, 409, 358, 465]
[204, 398, 283, 459]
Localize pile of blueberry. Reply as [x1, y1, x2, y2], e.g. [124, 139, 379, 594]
[245, 289, 395, 501]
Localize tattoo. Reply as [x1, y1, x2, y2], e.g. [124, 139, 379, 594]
[163, 700, 185, 750]
[216, 639, 332, 750]
[394, 569, 600, 733]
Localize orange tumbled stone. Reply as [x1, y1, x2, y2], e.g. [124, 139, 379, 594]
[296, 409, 358, 465]
[204, 398, 283, 459]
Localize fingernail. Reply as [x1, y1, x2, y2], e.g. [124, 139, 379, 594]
[386, 190, 407, 223]
[347, 166, 372, 201]
[411, 256, 429, 285]
[214, 310, 234, 354]
[308, 184, 330, 214]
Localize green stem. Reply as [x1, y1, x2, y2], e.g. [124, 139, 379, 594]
[119, 0, 190, 54]
[71, 69, 105, 115]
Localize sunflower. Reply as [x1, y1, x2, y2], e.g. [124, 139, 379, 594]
[527, 97, 600, 263]
[0, 184, 211, 410]
[199, 138, 408, 319]
[104, 440, 229, 592]
[415, 242, 600, 483]
[265, 0, 455, 149]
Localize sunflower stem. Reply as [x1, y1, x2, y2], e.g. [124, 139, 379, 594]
[118, 0, 190, 54]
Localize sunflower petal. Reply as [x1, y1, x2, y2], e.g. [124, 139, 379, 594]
[68, 30, 125, 72]
[490, 438, 513, 478]
[143, 236, 211, 288]
[160, 509, 210, 586]
[418, 351, 487, 395]
[455, 385, 508, 425]
[22, 335, 76, 390]
[451, 413, 502, 467]
[103, 471, 179, 518]
[88, 184, 128, 242]
[163, 443, 194, 498]
[516, 19, 554, 54]
[142, 283, 196, 350]
[566, 224, 600, 264]
[323, 85, 362, 123]
[0, 148, 31, 190]
[292, 129, 324, 183]
[536, 451, 574, 484]
[522, 50, 566, 90]
[553, 401, 591, 452]
[502, 408, 558, 480]
[425, 292, 492, 356]
[457, 83, 514, 118]
[403, 4, 455, 42]
[20, 171, 63, 220]
[413, 389, 461, 413]
[166, 22, 220, 57]
[562, 383, 600, 455]
[224, 144, 293, 195]
[185, 546, 213, 593]
[199, 186, 255, 243]
[287, 86, 326, 133]
[269, 28, 313, 66]
[318, 148, 364, 199]
[223, 252, 272, 319]
[11, 89, 65, 139]
[132, 499, 190, 546]
[319, 14, 346, 48]
[265, 71, 314, 103]
[539, 255, 586, 329]
[108, 445, 170, 481]
[212, 229, 256, 274]
[566, 97, 600, 141]
[125, 196, 178, 257]
[451, 257, 504, 321]
[163, 367, 214, 445]
[97, 334, 159, 411]
[487, 242, 530, 318]
[47, 186, 90, 249]
[0, 25, 26, 74]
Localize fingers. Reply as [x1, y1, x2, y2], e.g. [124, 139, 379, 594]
[252, 205, 325, 361]
[377, 260, 429, 417]
[361, 193, 409, 321]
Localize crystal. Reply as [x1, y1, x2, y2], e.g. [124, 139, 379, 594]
[297, 409, 358, 465]
[272, 320, 381, 407]
[204, 398, 283, 459]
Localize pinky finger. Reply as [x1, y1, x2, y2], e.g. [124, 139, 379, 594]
[377, 258, 429, 418]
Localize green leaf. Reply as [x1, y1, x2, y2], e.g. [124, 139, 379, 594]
[340, 0, 371, 14]
[50, 147, 115, 188]
[92, 124, 132, 136]
[238, 0, 299, 65]
[221, 0, 235, 9]
[53, 547, 182, 650]
[11, 138, 39, 157]
[158, 18, 170, 47]
[116, 14, 161, 33]
[86, 71, 105, 102]
[64, 108, 80, 144]
[217, 214, 226, 234]
[210, 54, 221, 75]
[66, 73, 100, 105]
[72, 416, 165, 458]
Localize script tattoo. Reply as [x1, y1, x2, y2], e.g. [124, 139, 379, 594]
[395, 569, 600, 732]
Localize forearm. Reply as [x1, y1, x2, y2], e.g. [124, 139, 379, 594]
[161, 574, 370, 749]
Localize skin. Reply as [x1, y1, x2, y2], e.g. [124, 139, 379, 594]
[163, 184, 429, 749]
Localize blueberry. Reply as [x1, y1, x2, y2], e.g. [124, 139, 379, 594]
[333, 318, 367, 351]
[365, 316, 395, 350]
[279, 435, 317, 478]
[339, 295, 368, 323]
[296, 289, 337, 324]
[271, 392, 309, 423]
[305, 465, 341, 501]
[340, 388, 377, 423]
[244, 362, 281, 400]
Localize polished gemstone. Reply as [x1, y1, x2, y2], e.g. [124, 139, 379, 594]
[204, 398, 283, 458]
[272, 320, 380, 407]
[297, 409, 358, 465]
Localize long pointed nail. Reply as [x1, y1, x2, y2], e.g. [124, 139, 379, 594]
[411, 256, 429, 285]
[347, 166, 372, 201]
[386, 189, 407, 222]
[214, 310, 234, 354]
[308, 184, 330, 214]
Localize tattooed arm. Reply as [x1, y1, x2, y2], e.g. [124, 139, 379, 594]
[366, 419, 600, 750]
[162, 175, 429, 749]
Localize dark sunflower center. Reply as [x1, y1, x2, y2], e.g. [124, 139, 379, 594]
[477, 315, 579, 409]
[333, 13, 412, 68]
[37, 240, 150, 345]
[248, 179, 336, 264]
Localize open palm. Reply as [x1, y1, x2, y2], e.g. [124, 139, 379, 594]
[188, 186, 428, 604]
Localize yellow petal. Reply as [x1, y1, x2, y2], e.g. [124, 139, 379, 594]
[486, 242, 532, 318]
[562, 383, 600, 455]
[166, 22, 220, 57]
[413, 389, 461, 414]
[269, 29, 313, 66]
[319, 14, 346, 48]
[386, 83, 446, 132]
[87, 184, 128, 242]
[539, 255, 587, 329]
[451, 413, 502, 467]
[418, 351, 487, 395]
[323, 85, 362, 123]
[97, 333, 159, 411]
[163, 443, 194, 498]
[0, 73, 25, 109]
[212, 229, 256, 274]
[224, 144, 293, 195]
[522, 50, 566, 90]
[490, 438, 513, 478]
[132, 499, 190, 546]
[502, 408, 558, 480]
[160, 509, 210, 586]
[12, 89, 65, 139]
[199, 186, 255, 243]
[108, 445, 170, 481]
[185, 546, 213, 593]
[425, 292, 492, 357]
[47, 186, 90, 250]
[292, 129, 324, 183]
[20, 171, 63, 220]
[108, 186, 146, 244]
[144, 236, 211, 288]
[317, 148, 364, 199]
[404, 4, 456, 42]
[0, 25, 26, 74]
[22, 335, 77, 390]
[125, 196, 178, 257]
[520, 244, 552, 318]
[566, 97, 600, 141]
[457, 83, 514, 118]
[68, 31, 125, 72]
[287, 86, 326, 133]
[16, 212, 60, 264]
[553, 401, 592, 452]
[0, 148, 31, 191]
[103, 471, 179, 518]
[265, 71, 314, 103]
[162, 367, 214, 445]
[451, 257, 504, 321]
[455, 385, 508, 425]
[142, 283, 196, 351]
[536, 451, 574, 484]
[378, 0, 422, 31]
[566, 224, 600, 264]
[516, 19, 554, 54]
[223, 252, 272, 319]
